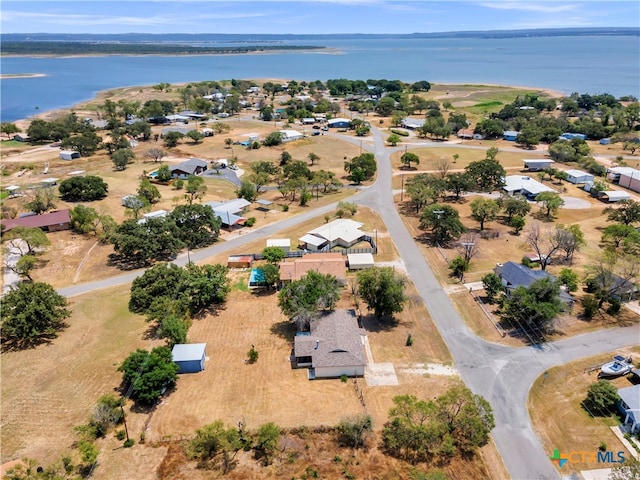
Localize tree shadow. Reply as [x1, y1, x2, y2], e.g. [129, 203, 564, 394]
[192, 302, 228, 321]
[107, 253, 150, 271]
[270, 320, 296, 341]
[360, 314, 400, 332]
[0, 330, 63, 353]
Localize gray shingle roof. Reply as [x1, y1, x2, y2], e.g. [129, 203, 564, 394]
[294, 310, 366, 368]
[494, 261, 551, 289]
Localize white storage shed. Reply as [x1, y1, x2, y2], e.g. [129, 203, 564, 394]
[347, 253, 375, 270]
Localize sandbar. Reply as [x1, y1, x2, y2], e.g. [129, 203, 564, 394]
[0, 73, 47, 79]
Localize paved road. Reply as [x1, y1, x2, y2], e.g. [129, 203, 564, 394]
[58, 125, 640, 479]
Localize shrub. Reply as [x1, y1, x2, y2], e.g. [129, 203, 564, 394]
[521, 256, 539, 269]
[582, 295, 599, 319]
[116, 429, 126, 441]
[247, 347, 259, 364]
[390, 129, 410, 136]
[583, 381, 620, 416]
[282, 204, 289, 212]
[245, 217, 256, 227]
[123, 438, 135, 448]
[336, 414, 373, 448]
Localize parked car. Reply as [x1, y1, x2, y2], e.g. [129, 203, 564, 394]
[312, 131, 320, 136]
[321, 126, 329, 131]
[229, 164, 238, 171]
[312, 125, 321, 129]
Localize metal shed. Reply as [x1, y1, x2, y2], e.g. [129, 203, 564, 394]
[598, 191, 631, 203]
[59, 150, 81, 160]
[172, 343, 207, 373]
[347, 253, 375, 270]
[565, 169, 594, 184]
[266, 238, 291, 252]
[227, 255, 253, 269]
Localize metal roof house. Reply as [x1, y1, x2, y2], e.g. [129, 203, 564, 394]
[522, 159, 554, 172]
[59, 150, 81, 160]
[401, 118, 426, 130]
[327, 118, 351, 129]
[607, 167, 638, 183]
[598, 190, 631, 203]
[503, 130, 519, 141]
[280, 253, 347, 285]
[299, 219, 365, 251]
[502, 176, 555, 199]
[617, 385, 640, 433]
[2, 209, 71, 232]
[565, 169, 594, 184]
[172, 343, 207, 373]
[293, 310, 366, 379]
[618, 168, 640, 194]
[169, 158, 209, 178]
[279, 129, 303, 142]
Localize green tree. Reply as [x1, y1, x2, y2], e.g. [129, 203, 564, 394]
[169, 203, 221, 249]
[112, 148, 135, 171]
[118, 347, 178, 405]
[376, 96, 396, 116]
[515, 124, 542, 149]
[255, 422, 281, 464]
[602, 224, 636, 248]
[344, 152, 376, 184]
[336, 414, 373, 449]
[510, 215, 526, 234]
[501, 277, 562, 335]
[401, 151, 420, 169]
[482, 272, 504, 303]
[535, 191, 564, 218]
[258, 263, 280, 290]
[261, 246, 286, 264]
[263, 131, 283, 146]
[186, 130, 205, 144]
[111, 218, 183, 265]
[163, 131, 184, 147]
[357, 267, 407, 318]
[465, 159, 505, 192]
[1, 282, 70, 349]
[419, 204, 465, 245]
[59, 175, 108, 201]
[583, 380, 620, 416]
[138, 177, 162, 204]
[445, 172, 472, 199]
[405, 174, 446, 212]
[1, 122, 20, 139]
[156, 164, 172, 183]
[278, 271, 341, 330]
[24, 186, 57, 214]
[387, 133, 402, 146]
[605, 200, 640, 225]
[70, 204, 114, 238]
[60, 131, 101, 156]
[558, 268, 579, 292]
[3, 226, 50, 255]
[187, 420, 243, 473]
[158, 314, 190, 346]
[469, 197, 499, 230]
[501, 194, 531, 222]
[236, 179, 258, 201]
[307, 152, 320, 166]
[8, 255, 37, 282]
[185, 174, 207, 205]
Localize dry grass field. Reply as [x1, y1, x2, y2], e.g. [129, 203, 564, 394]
[528, 346, 640, 475]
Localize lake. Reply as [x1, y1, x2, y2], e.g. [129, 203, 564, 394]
[1, 35, 639, 122]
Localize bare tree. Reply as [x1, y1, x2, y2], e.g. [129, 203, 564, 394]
[143, 147, 167, 163]
[436, 158, 452, 179]
[456, 232, 480, 270]
[525, 222, 561, 270]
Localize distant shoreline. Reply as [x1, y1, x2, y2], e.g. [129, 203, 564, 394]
[0, 73, 46, 79]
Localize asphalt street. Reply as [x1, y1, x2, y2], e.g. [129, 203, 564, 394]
[57, 124, 640, 480]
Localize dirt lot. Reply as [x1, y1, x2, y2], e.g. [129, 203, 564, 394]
[528, 346, 640, 475]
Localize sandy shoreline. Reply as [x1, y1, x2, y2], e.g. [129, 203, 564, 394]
[0, 73, 47, 79]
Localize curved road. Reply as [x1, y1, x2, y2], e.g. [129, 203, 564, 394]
[58, 126, 639, 479]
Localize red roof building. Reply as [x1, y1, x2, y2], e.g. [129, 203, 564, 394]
[2, 209, 71, 232]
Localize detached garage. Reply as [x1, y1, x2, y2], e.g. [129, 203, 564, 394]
[347, 253, 375, 270]
[565, 169, 594, 185]
[172, 343, 207, 373]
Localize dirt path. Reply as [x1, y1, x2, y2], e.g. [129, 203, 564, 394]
[73, 240, 99, 283]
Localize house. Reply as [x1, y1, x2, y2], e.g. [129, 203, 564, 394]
[12, 134, 30, 142]
[618, 168, 640, 193]
[204, 198, 251, 227]
[617, 385, 640, 433]
[172, 343, 207, 373]
[1, 209, 71, 232]
[502, 175, 555, 199]
[347, 253, 375, 270]
[598, 190, 631, 203]
[299, 219, 365, 251]
[266, 238, 291, 253]
[201, 128, 214, 137]
[302, 118, 316, 125]
[607, 167, 638, 184]
[493, 261, 574, 306]
[280, 253, 347, 285]
[137, 210, 168, 224]
[588, 272, 639, 302]
[59, 150, 81, 160]
[402, 118, 426, 130]
[165, 114, 191, 123]
[327, 118, 351, 129]
[503, 130, 519, 141]
[522, 159, 554, 172]
[227, 255, 253, 269]
[565, 169, 594, 184]
[293, 310, 366, 379]
[170, 158, 209, 178]
[279, 129, 303, 142]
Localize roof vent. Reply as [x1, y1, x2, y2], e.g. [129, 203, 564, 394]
[315, 340, 320, 350]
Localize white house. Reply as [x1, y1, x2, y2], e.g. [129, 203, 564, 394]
[522, 159, 554, 171]
[502, 175, 555, 199]
[618, 168, 640, 193]
[607, 167, 638, 183]
[266, 238, 291, 252]
[293, 310, 366, 379]
[204, 198, 251, 227]
[565, 169, 594, 184]
[401, 118, 425, 130]
[138, 210, 168, 224]
[279, 129, 303, 142]
[299, 219, 365, 251]
[617, 384, 640, 433]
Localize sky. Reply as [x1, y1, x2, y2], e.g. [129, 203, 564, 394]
[1, 0, 639, 35]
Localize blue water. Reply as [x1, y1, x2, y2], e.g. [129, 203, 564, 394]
[1, 36, 639, 122]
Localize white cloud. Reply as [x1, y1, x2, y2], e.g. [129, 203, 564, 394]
[478, 2, 578, 13]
